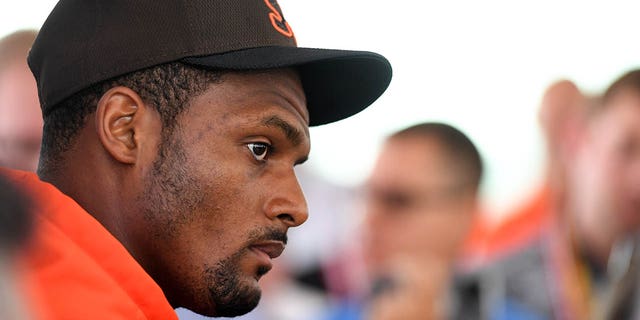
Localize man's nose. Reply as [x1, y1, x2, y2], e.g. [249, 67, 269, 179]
[263, 168, 309, 228]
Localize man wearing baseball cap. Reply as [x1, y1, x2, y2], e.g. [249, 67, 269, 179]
[5, 0, 391, 319]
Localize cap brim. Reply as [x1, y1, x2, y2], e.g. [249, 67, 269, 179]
[182, 46, 392, 126]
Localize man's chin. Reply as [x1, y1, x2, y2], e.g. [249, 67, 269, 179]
[210, 291, 261, 317]
[204, 276, 262, 317]
[187, 288, 261, 318]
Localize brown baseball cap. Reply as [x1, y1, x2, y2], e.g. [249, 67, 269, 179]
[28, 0, 392, 126]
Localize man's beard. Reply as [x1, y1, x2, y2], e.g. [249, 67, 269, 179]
[142, 131, 285, 317]
[205, 249, 263, 317]
[205, 227, 287, 317]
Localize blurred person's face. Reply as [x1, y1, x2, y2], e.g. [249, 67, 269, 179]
[573, 89, 640, 236]
[0, 62, 43, 171]
[362, 136, 476, 276]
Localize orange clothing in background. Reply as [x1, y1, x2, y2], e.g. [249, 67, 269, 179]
[462, 185, 553, 266]
[3, 168, 178, 320]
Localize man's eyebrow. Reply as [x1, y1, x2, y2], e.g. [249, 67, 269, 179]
[262, 115, 306, 147]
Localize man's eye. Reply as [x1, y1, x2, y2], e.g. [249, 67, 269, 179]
[247, 142, 270, 161]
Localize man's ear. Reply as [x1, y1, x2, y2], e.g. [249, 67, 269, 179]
[95, 86, 158, 164]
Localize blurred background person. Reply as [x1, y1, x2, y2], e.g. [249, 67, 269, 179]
[568, 69, 640, 319]
[323, 122, 483, 320]
[470, 70, 640, 319]
[0, 29, 41, 172]
[453, 78, 589, 319]
[462, 79, 588, 266]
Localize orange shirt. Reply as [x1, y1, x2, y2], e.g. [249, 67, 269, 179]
[3, 169, 178, 320]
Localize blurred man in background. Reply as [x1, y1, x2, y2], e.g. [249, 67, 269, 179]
[0, 30, 41, 172]
[363, 123, 483, 320]
[462, 80, 588, 265]
[472, 71, 640, 319]
[324, 122, 483, 320]
[567, 69, 640, 319]
[0, 29, 42, 320]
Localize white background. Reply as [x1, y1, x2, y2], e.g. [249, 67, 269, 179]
[2, 0, 640, 219]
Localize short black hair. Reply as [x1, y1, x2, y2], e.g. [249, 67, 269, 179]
[39, 62, 223, 174]
[390, 122, 483, 194]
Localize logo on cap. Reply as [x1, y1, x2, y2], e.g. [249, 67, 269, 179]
[264, 0, 295, 39]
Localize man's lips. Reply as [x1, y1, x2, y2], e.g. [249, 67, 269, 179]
[250, 240, 285, 259]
